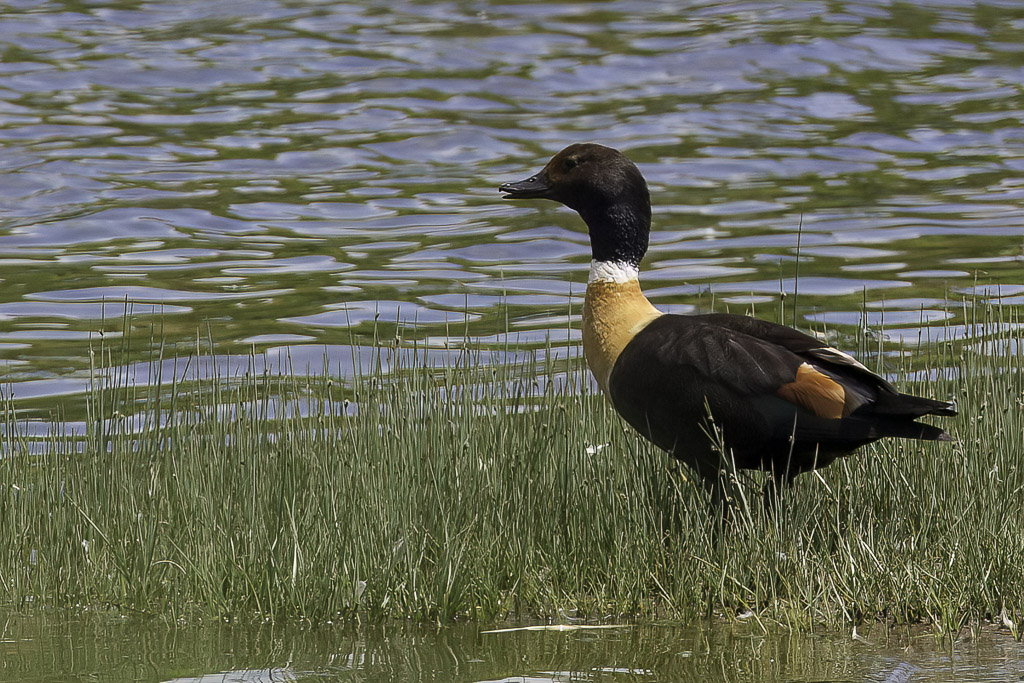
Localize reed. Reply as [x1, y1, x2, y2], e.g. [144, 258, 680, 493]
[1, 307, 1022, 634]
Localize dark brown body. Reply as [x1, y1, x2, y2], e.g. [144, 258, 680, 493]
[608, 313, 954, 482]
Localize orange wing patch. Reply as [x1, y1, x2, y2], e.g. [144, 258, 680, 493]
[777, 362, 845, 419]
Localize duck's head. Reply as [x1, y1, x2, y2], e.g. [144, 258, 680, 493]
[500, 143, 651, 268]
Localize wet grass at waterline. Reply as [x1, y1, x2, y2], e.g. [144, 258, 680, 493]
[1, 317, 1023, 634]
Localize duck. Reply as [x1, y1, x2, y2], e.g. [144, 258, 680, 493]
[499, 143, 957, 502]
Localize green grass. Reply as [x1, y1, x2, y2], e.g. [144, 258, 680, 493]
[1, 308, 1023, 635]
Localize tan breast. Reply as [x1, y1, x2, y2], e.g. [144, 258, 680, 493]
[582, 279, 662, 393]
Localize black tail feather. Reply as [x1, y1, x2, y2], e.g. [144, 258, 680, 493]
[789, 411, 952, 444]
[872, 392, 958, 418]
[871, 418, 950, 442]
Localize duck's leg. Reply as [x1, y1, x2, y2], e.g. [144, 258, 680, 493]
[763, 418, 801, 511]
[700, 458, 747, 529]
[702, 473, 732, 525]
[761, 468, 795, 512]
[695, 414, 746, 525]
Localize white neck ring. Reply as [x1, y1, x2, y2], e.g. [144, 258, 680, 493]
[588, 260, 639, 284]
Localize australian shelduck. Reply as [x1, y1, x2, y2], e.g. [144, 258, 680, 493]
[499, 143, 957, 501]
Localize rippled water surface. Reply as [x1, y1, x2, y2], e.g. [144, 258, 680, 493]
[3, 0, 1024, 414]
[3, 613, 1024, 682]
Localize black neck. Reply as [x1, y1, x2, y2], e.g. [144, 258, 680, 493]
[577, 198, 651, 268]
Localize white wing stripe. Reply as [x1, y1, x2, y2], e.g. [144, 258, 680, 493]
[811, 346, 871, 373]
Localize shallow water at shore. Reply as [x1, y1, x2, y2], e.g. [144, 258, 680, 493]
[2, 612, 1023, 682]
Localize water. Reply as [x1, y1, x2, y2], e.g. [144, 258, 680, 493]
[2, 613, 1023, 682]
[3, 0, 1024, 422]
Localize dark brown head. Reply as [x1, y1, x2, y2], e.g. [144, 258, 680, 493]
[500, 143, 652, 267]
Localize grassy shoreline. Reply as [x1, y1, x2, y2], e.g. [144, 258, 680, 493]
[1, 313, 1023, 635]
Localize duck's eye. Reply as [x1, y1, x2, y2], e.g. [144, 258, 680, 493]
[564, 157, 578, 170]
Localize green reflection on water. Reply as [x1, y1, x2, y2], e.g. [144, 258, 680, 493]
[3, 611, 1022, 683]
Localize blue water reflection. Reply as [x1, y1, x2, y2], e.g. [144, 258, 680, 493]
[2, 0, 1024, 414]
